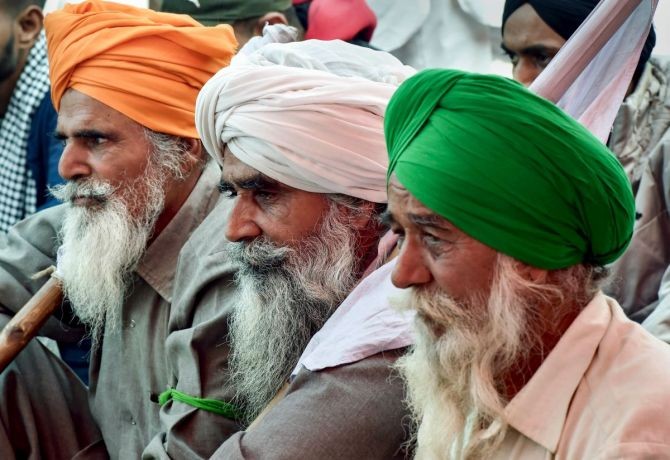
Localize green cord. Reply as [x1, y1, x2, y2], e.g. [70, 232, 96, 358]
[158, 388, 244, 421]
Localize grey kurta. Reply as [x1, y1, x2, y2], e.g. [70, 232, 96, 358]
[605, 57, 670, 334]
[0, 162, 241, 459]
[211, 349, 411, 460]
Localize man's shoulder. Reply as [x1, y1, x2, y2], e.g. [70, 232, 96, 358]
[217, 350, 411, 460]
[556, 304, 670, 455]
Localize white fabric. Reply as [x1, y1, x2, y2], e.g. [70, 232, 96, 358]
[196, 26, 415, 203]
[368, 0, 508, 74]
[291, 258, 415, 377]
[531, 0, 658, 143]
[491, 293, 670, 458]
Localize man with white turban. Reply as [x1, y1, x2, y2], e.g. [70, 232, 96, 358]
[194, 29, 416, 458]
[0, 2, 243, 458]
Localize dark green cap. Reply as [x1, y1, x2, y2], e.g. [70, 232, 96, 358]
[160, 0, 292, 25]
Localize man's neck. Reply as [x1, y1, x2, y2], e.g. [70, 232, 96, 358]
[502, 301, 582, 401]
[149, 166, 204, 245]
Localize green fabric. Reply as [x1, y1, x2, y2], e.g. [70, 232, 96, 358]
[385, 69, 635, 270]
[158, 388, 244, 420]
[160, 0, 292, 24]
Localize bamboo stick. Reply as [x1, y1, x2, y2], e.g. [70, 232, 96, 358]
[0, 274, 63, 373]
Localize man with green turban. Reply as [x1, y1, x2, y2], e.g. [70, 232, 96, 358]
[385, 69, 670, 459]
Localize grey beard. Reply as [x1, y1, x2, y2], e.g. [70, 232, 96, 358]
[226, 203, 360, 422]
[397, 256, 539, 459]
[51, 168, 167, 343]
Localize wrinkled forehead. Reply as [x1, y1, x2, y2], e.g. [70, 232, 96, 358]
[56, 88, 145, 135]
[387, 174, 444, 225]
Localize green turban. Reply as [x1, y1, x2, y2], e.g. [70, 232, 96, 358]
[160, 0, 292, 25]
[385, 69, 635, 270]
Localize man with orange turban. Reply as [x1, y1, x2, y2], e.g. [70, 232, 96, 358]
[0, 2, 241, 458]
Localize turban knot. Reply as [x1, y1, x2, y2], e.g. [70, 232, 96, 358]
[46, 0, 237, 138]
[196, 34, 415, 202]
[386, 69, 635, 269]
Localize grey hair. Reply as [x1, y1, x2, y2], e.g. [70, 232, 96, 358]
[143, 128, 205, 181]
[326, 193, 387, 223]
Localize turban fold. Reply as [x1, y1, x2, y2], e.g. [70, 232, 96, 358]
[196, 33, 415, 202]
[385, 69, 635, 269]
[46, 1, 237, 138]
[160, 0, 292, 24]
[502, 0, 655, 82]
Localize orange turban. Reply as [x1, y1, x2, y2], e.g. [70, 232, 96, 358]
[45, 1, 237, 138]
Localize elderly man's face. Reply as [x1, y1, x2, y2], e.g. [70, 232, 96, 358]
[56, 89, 157, 214]
[220, 149, 332, 245]
[502, 4, 565, 87]
[386, 178, 498, 307]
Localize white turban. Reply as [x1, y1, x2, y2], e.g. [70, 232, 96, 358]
[195, 27, 415, 203]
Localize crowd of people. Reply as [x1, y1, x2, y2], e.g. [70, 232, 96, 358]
[0, 0, 668, 459]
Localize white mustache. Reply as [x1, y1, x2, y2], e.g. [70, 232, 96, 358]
[51, 180, 117, 203]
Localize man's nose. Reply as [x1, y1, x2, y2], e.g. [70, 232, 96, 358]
[392, 238, 432, 289]
[513, 59, 540, 87]
[225, 199, 262, 242]
[58, 143, 93, 181]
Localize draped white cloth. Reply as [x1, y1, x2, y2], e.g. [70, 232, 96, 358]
[195, 26, 415, 203]
[292, 258, 415, 377]
[532, 0, 658, 143]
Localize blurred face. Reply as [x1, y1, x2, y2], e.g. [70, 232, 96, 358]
[502, 4, 566, 86]
[220, 148, 332, 244]
[386, 178, 498, 312]
[0, 10, 19, 82]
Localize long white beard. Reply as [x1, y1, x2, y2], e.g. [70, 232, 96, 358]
[226, 203, 360, 422]
[51, 169, 166, 342]
[397, 255, 542, 460]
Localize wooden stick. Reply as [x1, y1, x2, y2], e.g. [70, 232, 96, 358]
[0, 274, 63, 373]
[247, 383, 289, 430]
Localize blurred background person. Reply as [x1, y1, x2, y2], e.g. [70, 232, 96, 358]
[0, 0, 63, 231]
[159, 0, 303, 45]
[368, 0, 510, 75]
[502, 0, 670, 339]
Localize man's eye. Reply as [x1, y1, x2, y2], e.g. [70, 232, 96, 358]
[87, 137, 107, 147]
[423, 234, 442, 247]
[255, 190, 277, 202]
[534, 53, 553, 68]
[502, 48, 518, 65]
[218, 183, 237, 198]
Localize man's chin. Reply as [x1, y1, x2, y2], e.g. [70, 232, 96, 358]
[71, 196, 107, 209]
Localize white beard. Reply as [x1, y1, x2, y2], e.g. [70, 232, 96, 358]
[397, 255, 542, 460]
[226, 202, 360, 422]
[51, 167, 167, 343]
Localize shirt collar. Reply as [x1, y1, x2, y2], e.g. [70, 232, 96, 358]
[503, 291, 612, 453]
[136, 161, 221, 302]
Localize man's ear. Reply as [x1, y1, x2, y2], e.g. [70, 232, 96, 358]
[253, 11, 288, 36]
[15, 6, 43, 50]
[342, 200, 382, 232]
[514, 261, 548, 284]
[181, 137, 207, 175]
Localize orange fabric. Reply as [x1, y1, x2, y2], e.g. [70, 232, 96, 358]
[45, 1, 237, 138]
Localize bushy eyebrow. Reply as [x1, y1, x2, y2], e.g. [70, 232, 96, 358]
[501, 43, 559, 56]
[408, 213, 450, 229]
[53, 129, 114, 141]
[219, 172, 279, 192]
